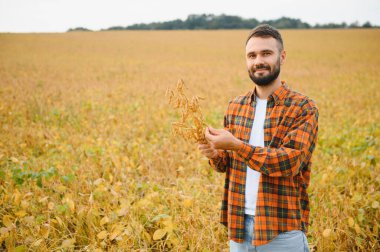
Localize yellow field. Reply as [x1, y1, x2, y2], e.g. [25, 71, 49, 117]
[0, 29, 379, 251]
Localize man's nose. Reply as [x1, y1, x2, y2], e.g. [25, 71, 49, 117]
[255, 55, 264, 65]
[253, 55, 265, 66]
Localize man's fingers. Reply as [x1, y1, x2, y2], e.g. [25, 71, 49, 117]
[201, 149, 214, 155]
[198, 141, 217, 159]
[205, 128, 217, 142]
[198, 143, 211, 150]
[208, 126, 217, 135]
[205, 133, 216, 142]
[199, 145, 214, 153]
[208, 126, 225, 135]
[200, 149, 218, 159]
[205, 127, 211, 137]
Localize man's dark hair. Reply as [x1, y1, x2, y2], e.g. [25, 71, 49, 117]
[245, 24, 284, 51]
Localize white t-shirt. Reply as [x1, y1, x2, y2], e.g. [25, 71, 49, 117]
[244, 97, 267, 215]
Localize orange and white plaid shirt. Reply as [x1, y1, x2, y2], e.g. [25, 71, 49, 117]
[209, 81, 319, 246]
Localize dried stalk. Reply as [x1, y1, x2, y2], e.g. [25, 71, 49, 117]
[166, 79, 207, 144]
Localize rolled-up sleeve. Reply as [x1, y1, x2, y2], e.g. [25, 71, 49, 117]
[209, 149, 229, 173]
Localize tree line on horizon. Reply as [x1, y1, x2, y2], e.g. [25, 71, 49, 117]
[67, 14, 377, 32]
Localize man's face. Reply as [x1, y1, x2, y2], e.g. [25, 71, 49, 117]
[245, 37, 286, 86]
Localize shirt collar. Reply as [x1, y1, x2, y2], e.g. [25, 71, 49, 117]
[247, 80, 289, 105]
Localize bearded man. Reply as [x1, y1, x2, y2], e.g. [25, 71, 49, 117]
[198, 24, 318, 252]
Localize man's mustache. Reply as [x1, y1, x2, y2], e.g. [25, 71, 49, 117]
[253, 64, 271, 71]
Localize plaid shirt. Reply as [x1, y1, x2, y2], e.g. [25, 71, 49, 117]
[209, 81, 319, 246]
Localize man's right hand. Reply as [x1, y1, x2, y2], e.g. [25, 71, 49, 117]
[198, 142, 218, 159]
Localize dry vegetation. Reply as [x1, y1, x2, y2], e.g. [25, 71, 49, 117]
[166, 79, 207, 144]
[0, 29, 379, 251]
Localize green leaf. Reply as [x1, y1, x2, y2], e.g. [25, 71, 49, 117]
[0, 170, 5, 179]
[36, 215, 45, 224]
[57, 203, 69, 214]
[62, 173, 75, 183]
[37, 176, 43, 188]
[15, 245, 27, 252]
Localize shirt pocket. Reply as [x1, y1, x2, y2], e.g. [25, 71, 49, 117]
[269, 115, 297, 147]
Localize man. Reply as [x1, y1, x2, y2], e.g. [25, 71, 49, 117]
[198, 24, 318, 251]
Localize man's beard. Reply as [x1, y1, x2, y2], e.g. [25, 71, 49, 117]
[248, 57, 281, 86]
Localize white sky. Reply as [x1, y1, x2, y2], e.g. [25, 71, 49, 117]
[0, 0, 379, 32]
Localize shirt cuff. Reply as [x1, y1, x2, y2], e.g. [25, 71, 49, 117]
[236, 141, 256, 161]
[208, 150, 224, 167]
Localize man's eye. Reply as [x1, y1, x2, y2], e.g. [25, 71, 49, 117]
[263, 52, 270, 56]
[249, 55, 256, 58]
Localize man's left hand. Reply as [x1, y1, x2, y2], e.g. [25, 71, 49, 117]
[205, 126, 243, 151]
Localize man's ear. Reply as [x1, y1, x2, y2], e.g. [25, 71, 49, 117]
[280, 50, 286, 65]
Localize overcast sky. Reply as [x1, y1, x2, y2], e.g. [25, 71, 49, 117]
[0, 0, 379, 32]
